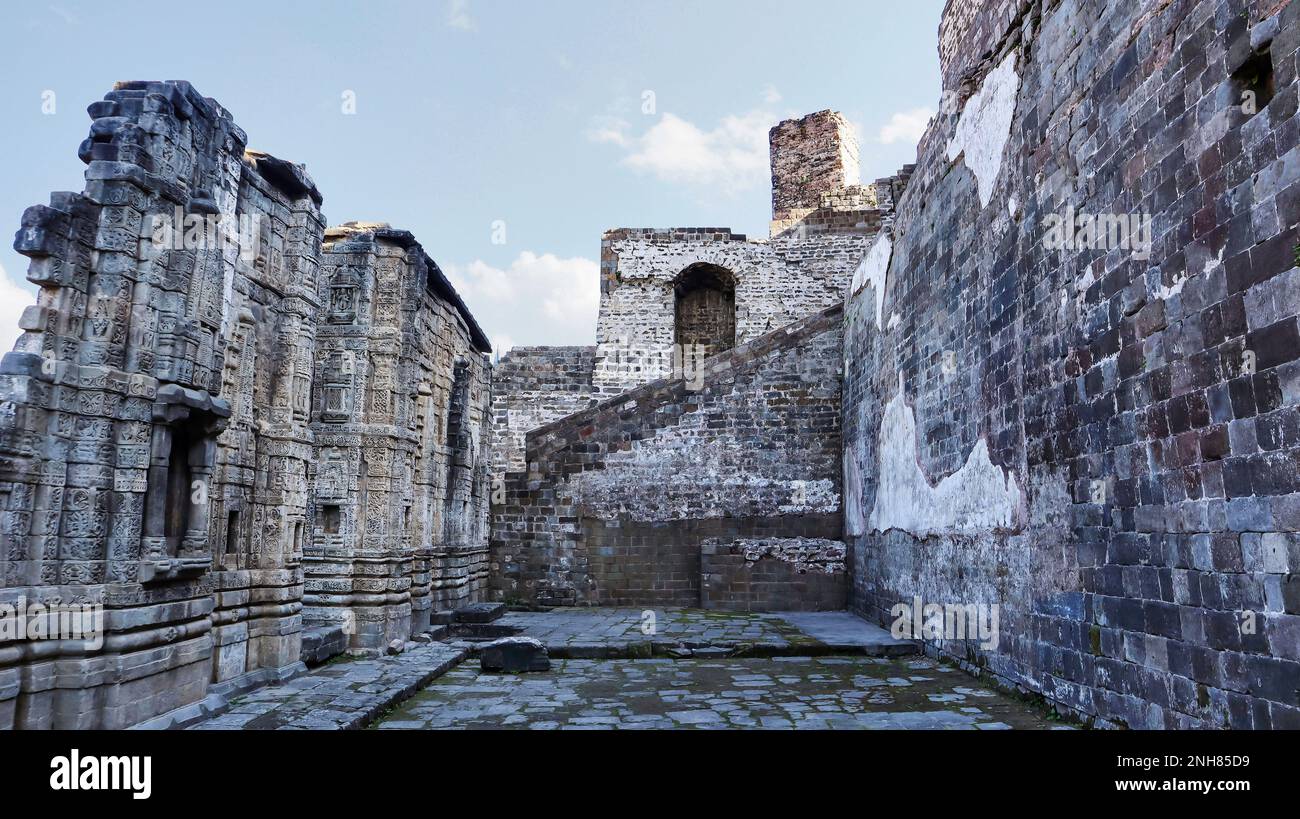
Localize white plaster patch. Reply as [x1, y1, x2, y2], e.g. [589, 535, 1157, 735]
[1152, 245, 1224, 302]
[1153, 273, 1187, 301]
[867, 375, 1023, 536]
[887, 312, 901, 331]
[843, 444, 866, 537]
[945, 51, 1021, 208]
[849, 232, 892, 330]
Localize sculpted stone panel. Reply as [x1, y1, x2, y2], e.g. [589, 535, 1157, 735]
[305, 223, 492, 650]
[0, 85, 492, 728]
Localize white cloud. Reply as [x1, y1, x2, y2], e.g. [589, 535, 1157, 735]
[589, 108, 773, 196]
[445, 251, 599, 354]
[762, 85, 782, 104]
[0, 263, 31, 351]
[49, 6, 79, 25]
[586, 115, 631, 149]
[878, 107, 934, 145]
[447, 0, 475, 30]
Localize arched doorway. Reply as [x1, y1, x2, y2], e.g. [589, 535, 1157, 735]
[673, 263, 736, 357]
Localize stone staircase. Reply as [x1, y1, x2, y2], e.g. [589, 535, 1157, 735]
[492, 304, 848, 609]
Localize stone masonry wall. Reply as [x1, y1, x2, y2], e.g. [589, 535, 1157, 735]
[307, 223, 492, 651]
[701, 537, 848, 612]
[844, 0, 1300, 728]
[593, 229, 871, 393]
[0, 81, 495, 728]
[0, 81, 325, 728]
[490, 345, 598, 484]
[206, 150, 325, 698]
[492, 304, 844, 607]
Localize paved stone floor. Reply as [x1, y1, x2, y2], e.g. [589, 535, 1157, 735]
[496, 607, 915, 656]
[188, 643, 466, 730]
[376, 655, 1067, 730]
[184, 609, 1068, 730]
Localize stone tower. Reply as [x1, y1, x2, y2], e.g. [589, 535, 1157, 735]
[768, 110, 862, 235]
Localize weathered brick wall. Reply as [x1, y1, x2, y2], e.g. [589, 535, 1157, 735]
[593, 229, 870, 393]
[701, 537, 847, 612]
[490, 345, 598, 482]
[769, 110, 862, 231]
[307, 223, 492, 651]
[845, 0, 1300, 728]
[492, 304, 844, 607]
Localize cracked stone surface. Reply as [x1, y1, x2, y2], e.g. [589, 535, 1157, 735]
[495, 607, 915, 656]
[376, 655, 1067, 730]
[187, 643, 467, 730]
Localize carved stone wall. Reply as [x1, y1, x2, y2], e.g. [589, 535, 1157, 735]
[306, 223, 492, 652]
[0, 81, 325, 728]
[207, 150, 325, 694]
[0, 82, 493, 728]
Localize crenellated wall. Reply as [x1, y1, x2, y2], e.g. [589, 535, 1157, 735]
[844, 0, 1300, 729]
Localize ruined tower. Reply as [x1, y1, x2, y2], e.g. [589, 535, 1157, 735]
[768, 110, 863, 236]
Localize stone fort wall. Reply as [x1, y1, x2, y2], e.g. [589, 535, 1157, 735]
[844, 0, 1300, 728]
[491, 345, 598, 483]
[491, 305, 845, 607]
[490, 112, 906, 481]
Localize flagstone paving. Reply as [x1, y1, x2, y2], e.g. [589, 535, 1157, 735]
[375, 655, 1068, 730]
[187, 643, 467, 730]
[184, 608, 1068, 731]
[493, 607, 916, 657]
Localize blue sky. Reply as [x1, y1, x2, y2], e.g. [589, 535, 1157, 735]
[0, 0, 942, 354]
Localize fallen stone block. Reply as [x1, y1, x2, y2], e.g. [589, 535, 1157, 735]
[480, 636, 550, 673]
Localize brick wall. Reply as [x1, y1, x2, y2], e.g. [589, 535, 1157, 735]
[845, 0, 1300, 729]
[490, 345, 598, 482]
[701, 537, 847, 612]
[492, 304, 845, 607]
[594, 228, 870, 393]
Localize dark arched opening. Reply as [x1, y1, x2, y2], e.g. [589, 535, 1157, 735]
[673, 263, 736, 357]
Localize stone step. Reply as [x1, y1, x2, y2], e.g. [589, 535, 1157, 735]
[453, 602, 507, 624]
